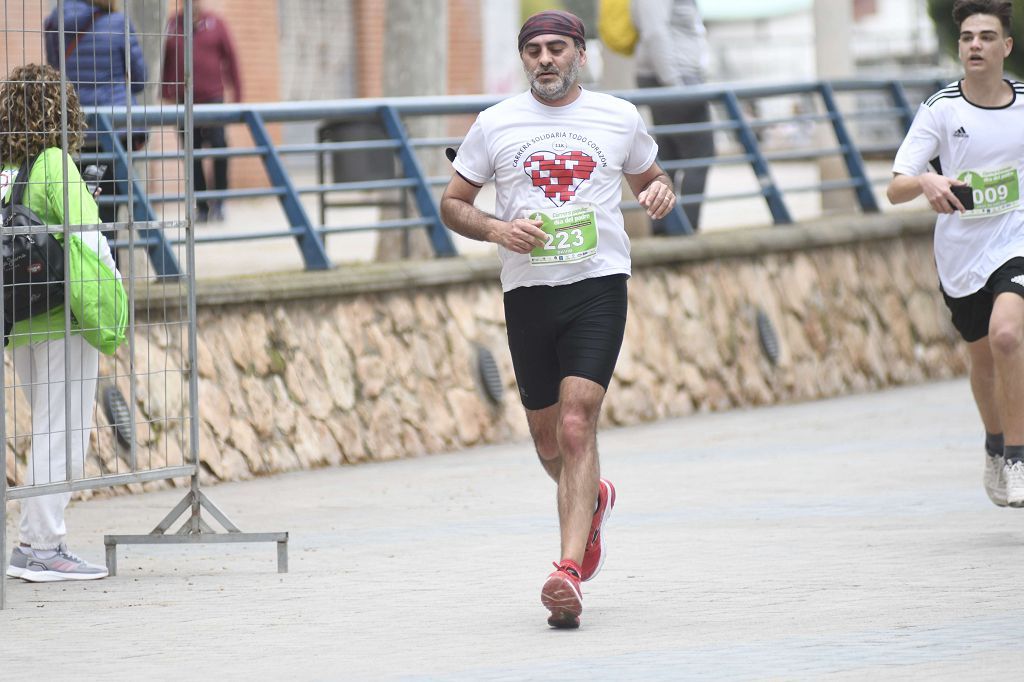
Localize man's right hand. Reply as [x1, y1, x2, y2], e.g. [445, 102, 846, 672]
[920, 172, 968, 214]
[494, 217, 546, 254]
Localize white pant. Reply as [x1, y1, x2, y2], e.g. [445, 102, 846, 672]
[12, 336, 99, 549]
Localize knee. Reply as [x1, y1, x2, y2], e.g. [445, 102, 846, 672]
[557, 411, 594, 459]
[989, 322, 1024, 356]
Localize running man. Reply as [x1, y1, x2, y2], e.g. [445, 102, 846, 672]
[888, 0, 1024, 507]
[440, 10, 676, 628]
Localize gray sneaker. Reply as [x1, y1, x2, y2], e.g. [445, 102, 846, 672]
[984, 453, 1008, 507]
[6, 547, 29, 579]
[19, 544, 108, 582]
[1005, 460, 1024, 507]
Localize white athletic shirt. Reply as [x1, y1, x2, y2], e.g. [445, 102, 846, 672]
[453, 88, 659, 292]
[892, 79, 1024, 297]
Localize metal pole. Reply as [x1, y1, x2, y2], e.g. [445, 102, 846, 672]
[184, 0, 202, 533]
[56, 0, 75, 504]
[124, 0, 140, 475]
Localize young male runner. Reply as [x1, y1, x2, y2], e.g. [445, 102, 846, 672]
[888, 0, 1024, 507]
[440, 10, 676, 628]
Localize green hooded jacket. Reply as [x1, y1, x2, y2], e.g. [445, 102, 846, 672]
[1, 147, 124, 352]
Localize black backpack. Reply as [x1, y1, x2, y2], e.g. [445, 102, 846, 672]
[1, 155, 66, 324]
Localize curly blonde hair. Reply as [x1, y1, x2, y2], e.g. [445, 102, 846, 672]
[0, 63, 86, 165]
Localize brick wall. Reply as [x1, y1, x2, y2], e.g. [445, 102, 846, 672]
[2, 0, 482, 188]
[447, 0, 483, 96]
[191, 0, 282, 189]
[354, 0, 385, 98]
[356, 0, 483, 98]
[0, 3, 46, 75]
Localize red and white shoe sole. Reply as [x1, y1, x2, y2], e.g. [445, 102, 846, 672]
[541, 574, 582, 629]
[583, 480, 616, 582]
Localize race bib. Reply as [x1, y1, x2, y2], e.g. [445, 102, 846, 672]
[0, 168, 17, 203]
[957, 167, 1020, 218]
[527, 203, 598, 266]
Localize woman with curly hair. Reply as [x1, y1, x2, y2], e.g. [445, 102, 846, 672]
[2, 63, 117, 582]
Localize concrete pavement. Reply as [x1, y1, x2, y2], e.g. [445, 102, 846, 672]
[2, 378, 1023, 680]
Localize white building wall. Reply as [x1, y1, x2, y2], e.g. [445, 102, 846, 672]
[481, 0, 526, 94]
[705, 0, 943, 84]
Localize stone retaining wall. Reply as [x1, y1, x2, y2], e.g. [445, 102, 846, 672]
[5, 212, 966, 490]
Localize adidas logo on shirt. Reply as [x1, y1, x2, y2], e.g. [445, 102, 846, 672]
[953, 126, 969, 138]
[1013, 275, 1024, 289]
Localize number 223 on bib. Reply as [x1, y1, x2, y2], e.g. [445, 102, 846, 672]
[527, 203, 599, 266]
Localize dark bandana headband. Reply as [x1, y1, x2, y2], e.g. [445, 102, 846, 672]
[517, 10, 586, 52]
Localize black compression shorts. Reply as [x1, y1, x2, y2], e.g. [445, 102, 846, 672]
[503, 274, 628, 410]
[942, 257, 1024, 343]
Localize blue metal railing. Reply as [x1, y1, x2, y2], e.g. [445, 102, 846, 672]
[86, 76, 950, 276]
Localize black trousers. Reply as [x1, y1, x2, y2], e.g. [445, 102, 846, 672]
[637, 74, 716, 232]
[188, 125, 229, 215]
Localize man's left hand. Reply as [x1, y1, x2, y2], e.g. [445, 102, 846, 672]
[637, 177, 676, 219]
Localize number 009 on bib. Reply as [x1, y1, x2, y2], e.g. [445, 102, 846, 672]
[527, 203, 599, 266]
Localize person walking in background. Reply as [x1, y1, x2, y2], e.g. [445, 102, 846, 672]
[163, 0, 243, 223]
[887, 0, 1024, 508]
[440, 10, 676, 629]
[44, 0, 147, 232]
[632, 0, 715, 233]
[1, 64, 120, 582]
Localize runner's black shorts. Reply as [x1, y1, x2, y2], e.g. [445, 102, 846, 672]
[504, 274, 628, 411]
[942, 257, 1024, 343]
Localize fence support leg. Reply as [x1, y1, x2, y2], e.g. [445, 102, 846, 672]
[104, 489, 288, 575]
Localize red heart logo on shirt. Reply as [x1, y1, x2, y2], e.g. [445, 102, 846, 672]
[524, 150, 597, 206]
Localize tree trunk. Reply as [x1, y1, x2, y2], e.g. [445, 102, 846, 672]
[375, 0, 448, 262]
[123, 0, 167, 105]
[813, 0, 858, 214]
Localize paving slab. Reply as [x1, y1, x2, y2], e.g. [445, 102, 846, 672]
[2, 378, 1023, 681]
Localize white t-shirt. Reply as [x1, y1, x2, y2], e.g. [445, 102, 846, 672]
[892, 79, 1024, 297]
[453, 88, 659, 292]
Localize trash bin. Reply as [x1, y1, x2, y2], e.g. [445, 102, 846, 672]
[316, 118, 403, 225]
[317, 118, 395, 183]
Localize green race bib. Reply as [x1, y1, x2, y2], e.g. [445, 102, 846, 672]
[957, 167, 1020, 218]
[527, 203, 598, 266]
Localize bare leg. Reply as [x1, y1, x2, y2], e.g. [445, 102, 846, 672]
[967, 337, 1001, 435]
[554, 377, 604, 565]
[989, 293, 1024, 445]
[525, 376, 605, 565]
[526, 403, 561, 482]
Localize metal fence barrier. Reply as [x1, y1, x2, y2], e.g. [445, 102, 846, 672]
[1, 0, 285, 610]
[85, 76, 949, 277]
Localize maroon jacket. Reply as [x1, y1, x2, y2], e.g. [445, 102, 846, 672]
[162, 10, 242, 104]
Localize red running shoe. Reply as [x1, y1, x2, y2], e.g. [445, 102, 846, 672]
[541, 560, 583, 629]
[580, 478, 616, 582]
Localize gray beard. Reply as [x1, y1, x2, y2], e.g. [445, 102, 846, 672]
[527, 57, 581, 102]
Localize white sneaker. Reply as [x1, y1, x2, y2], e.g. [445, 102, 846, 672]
[19, 544, 108, 582]
[984, 453, 1008, 507]
[1004, 460, 1024, 507]
[6, 546, 29, 578]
